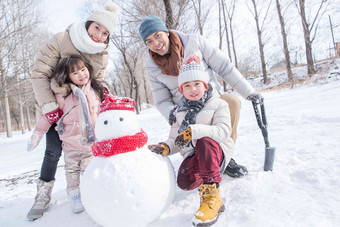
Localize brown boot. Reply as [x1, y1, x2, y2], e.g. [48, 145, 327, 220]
[27, 179, 55, 220]
[192, 183, 225, 226]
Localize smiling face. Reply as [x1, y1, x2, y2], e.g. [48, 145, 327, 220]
[145, 31, 170, 56]
[87, 22, 109, 43]
[68, 60, 90, 87]
[179, 81, 208, 101]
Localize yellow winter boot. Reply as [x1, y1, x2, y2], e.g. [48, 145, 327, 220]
[192, 183, 225, 226]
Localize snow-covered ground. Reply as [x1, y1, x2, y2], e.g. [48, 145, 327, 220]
[1, 59, 340, 227]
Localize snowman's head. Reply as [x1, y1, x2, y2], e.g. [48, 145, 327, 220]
[95, 110, 140, 141]
[95, 95, 140, 141]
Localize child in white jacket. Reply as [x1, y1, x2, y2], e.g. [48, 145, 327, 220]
[149, 55, 234, 226]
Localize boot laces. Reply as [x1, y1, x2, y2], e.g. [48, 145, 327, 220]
[199, 185, 216, 208]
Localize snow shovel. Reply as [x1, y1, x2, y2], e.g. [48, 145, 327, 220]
[252, 100, 275, 171]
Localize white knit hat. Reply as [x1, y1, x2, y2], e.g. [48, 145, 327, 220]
[178, 55, 209, 88]
[86, 1, 119, 34]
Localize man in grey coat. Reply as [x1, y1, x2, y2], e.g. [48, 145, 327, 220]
[139, 15, 263, 178]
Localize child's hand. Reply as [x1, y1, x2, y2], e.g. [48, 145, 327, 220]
[148, 143, 170, 157]
[175, 128, 192, 148]
[27, 129, 46, 152]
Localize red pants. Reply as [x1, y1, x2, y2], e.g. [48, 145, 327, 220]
[177, 137, 224, 191]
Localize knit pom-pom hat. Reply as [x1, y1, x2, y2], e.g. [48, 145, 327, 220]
[100, 95, 135, 113]
[178, 55, 209, 89]
[87, 1, 119, 34]
[139, 14, 169, 44]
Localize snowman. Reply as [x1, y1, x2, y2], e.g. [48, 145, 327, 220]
[80, 95, 176, 227]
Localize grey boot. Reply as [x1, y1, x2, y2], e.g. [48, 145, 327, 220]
[27, 179, 55, 220]
[68, 188, 84, 213]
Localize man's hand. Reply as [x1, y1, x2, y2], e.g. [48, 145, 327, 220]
[175, 128, 192, 148]
[148, 143, 170, 157]
[247, 92, 263, 104]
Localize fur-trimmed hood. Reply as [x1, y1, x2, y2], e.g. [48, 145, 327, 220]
[50, 78, 72, 97]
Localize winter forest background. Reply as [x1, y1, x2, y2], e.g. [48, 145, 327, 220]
[1, 0, 340, 137]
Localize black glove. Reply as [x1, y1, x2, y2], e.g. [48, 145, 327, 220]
[148, 144, 170, 157]
[247, 92, 263, 104]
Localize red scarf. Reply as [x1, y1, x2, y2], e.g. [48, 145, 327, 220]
[92, 130, 148, 157]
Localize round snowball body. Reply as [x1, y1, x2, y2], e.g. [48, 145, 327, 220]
[80, 147, 176, 227]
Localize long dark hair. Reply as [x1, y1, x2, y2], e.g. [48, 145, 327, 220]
[85, 21, 110, 44]
[52, 55, 105, 100]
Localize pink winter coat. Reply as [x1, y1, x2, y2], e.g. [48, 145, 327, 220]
[35, 79, 101, 151]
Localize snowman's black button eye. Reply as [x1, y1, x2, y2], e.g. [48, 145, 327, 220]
[119, 117, 124, 121]
[104, 120, 108, 125]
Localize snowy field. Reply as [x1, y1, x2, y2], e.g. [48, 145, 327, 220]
[1, 60, 340, 227]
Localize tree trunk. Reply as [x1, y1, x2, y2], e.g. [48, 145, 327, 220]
[4, 93, 12, 138]
[229, 19, 238, 69]
[191, 0, 204, 36]
[298, 0, 315, 75]
[251, 0, 268, 84]
[26, 105, 32, 131]
[163, 0, 174, 29]
[221, 0, 232, 61]
[276, 0, 294, 86]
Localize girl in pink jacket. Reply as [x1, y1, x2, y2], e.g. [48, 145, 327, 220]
[28, 55, 105, 214]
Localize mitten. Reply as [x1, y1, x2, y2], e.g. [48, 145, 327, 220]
[27, 128, 46, 152]
[148, 143, 170, 157]
[42, 102, 63, 124]
[175, 127, 192, 148]
[247, 92, 264, 104]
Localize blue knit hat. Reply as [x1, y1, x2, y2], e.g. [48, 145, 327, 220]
[139, 15, 169, 44]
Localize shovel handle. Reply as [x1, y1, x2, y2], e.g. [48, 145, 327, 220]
[252, 101, 270, 148]
[252, 100, 276, 171]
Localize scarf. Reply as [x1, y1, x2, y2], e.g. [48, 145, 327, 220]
[170, 85, 213, 134]
[149, 30, 184, 76]
[92, 130, 148, 157]
[58, 83, 95, 146]
[69, 22, 107, 54]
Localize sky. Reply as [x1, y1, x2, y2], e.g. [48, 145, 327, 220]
[1, 58, 340, 226]
[42, 0, 84, 33]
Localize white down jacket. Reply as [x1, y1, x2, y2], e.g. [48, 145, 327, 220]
[146, 30, 254, 121]
[164, 90, 234, 173]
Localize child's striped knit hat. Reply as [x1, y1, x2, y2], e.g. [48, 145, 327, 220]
[178, 55, 209, 89]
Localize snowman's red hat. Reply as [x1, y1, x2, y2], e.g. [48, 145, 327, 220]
[100, 95, 135, 113]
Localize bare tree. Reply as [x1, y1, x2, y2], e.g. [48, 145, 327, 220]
[249, 0, 272, 84]
[276, 0, 294, 86]
[163, 0, 174, 28]
[294, 0, 330, 76]
[222, 0, 238, 68]
[189, 0, 212, 36]
[0, 0, 43, 136]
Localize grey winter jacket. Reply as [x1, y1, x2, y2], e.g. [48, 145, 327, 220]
[146, 30, 254, 121]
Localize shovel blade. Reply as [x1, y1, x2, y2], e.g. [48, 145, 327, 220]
[264, 147, 275, 171]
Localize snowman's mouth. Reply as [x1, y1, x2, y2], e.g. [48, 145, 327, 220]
[92, 130, 148, 157]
